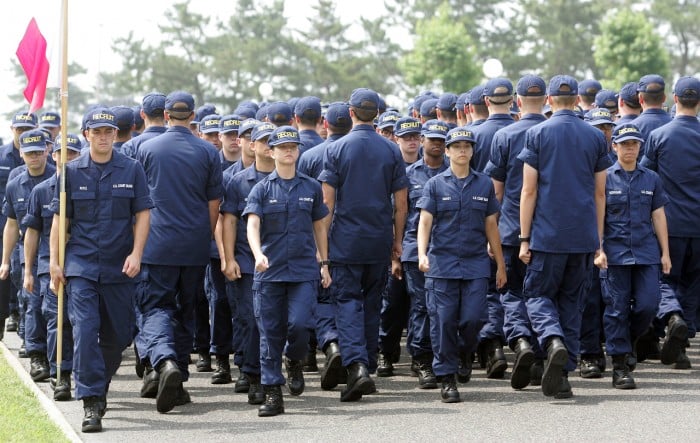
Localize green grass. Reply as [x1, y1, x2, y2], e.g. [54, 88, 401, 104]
[0, 350, 70, 443]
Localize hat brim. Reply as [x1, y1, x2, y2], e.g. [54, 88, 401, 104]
[54, 146, 82, 153]
[588, 119, 615, 126]
[21, 146, 46, 153]
[446, 138, 475, 145]
[13, 123, 37, 128]
[423, 132, 447, 139]
[614, 135, 644, 143]
[87, 123, 119, 130]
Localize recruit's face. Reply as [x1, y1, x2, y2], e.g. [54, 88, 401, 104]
[397, 133, 420, 156]
[219, 131, 240, 157]
[201, 131, 221, 149]
[239, 132, 254, 159]
[271, 143, 299, 166]
[423, 137, 446, 158]
[613, 140, 641, 164]
[87, 127, 115, 156]
[445, 141, 473, 166]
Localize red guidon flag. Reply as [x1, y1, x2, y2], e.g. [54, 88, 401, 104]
[16, 18, 50, 114]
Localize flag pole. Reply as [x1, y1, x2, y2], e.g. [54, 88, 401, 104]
[56, 0, 69, 380]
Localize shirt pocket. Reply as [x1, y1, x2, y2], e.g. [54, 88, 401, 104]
[262, 203, 287, 233]
[470, 199, 488, 227]
[112, 188, 134, 219]
[71, 191, 96, 221]
[606, 194, 627, 222]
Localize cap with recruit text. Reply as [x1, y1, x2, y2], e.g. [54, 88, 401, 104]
[394, 117, 421, 137]
[19, 129, 48, 152]
[199, 114, 221, 134]
[584, 108, 614, 126]
[54, 133, 83, 152]
[422, 119, 449, 139]
[86, 108, 119, 129]
[238, 118, 259, 137]
[251, 122, 276, 141]
[40, 111, 60, 128]
[612, 124, 644, 143]
[445, 127, 476, 146]
[12, 111, 38, 128]
[219, 114, 242, 134]
[268, 125, 301, 146]
[377, 111, 400, 130]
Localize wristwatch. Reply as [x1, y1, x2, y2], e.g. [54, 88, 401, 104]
[518, 235, 530, 243]
[320, 260, 331, 267]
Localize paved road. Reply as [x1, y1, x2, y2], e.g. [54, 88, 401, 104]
[2, 329, 699, 442]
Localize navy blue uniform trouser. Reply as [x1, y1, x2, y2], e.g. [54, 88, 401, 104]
[205, 259, 232, 356]
[224, 281, 244, 367]
[315, 285, 338, 351]
[378, 270, 409, 359]
[479, 260, 505, 343]
[331, 263, 387, 373]
[229, 274, 260, 374]
[426, 277, 487, 376]
[67, 277, 133, 400]
[40, 274, 73, 376]
[137, 264, 205, 381]
[523, 252, 593, 372]
[254, 280, 316, 386]
[501, 246, 541, 352]
[579, 266, 604, 357]
[403, 262, 432, 359]
[22, 264, 47, 355]
[660, 237, 700, 338]
[601, 265, 660, 356]
[194, 268, 211, 354]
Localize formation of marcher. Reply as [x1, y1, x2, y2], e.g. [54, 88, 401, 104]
[0, 72, 699, 433]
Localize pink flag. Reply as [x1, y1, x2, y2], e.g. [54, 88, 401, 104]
[16, 18, 50, 114]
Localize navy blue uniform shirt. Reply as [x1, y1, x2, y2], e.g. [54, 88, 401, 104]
[220, 165, 271, 274]
[298, 133, 344, 180]
[3, 166, 55, 265]
[137, 125, 223, 266]
[641, 115, 700, 237]
[121, 126, 167, 159]
[603, 162, 667, 265]
[470, 113, 515, 172]
[485, 114, 547, 247]
[50, 151, 153, 283]
[299, 129, 324, 156]
[416, 169, 499, 279]
[0, 142, 24, 224]
[23, 174, 56, 276]
[401, 158, 449, 263]
[319, 124, 409, 264]
[517, 110, 612, 253]
[242, 170, 328, 282]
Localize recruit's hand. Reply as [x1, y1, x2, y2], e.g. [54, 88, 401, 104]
[593, 249, 608, 270]
[391, 258, 402, 280]
[320, 266, 332, 289]
[0, 263, 9, 280]
[392, 239, 403, 262]
[495, 265, 507, 289]
[255, 255, 269, 273]
[122, 253, 142, 278]
[418, 255, 430, 273]
[660, 253, 671, 275]
[518, 242, 531, 265]
[23, 271, 34, 294]
[50, 263, 66, 293]
[223, 259, 241, 281]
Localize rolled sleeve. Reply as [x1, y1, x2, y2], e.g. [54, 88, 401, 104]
[318, 144, 339, 188]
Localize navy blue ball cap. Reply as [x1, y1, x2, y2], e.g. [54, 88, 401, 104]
[394, 117, 421, 137]
[377, 111, 401, 130]
[294, 96, 322, 120]
[419, 98, 438, 118]
[166, 91, 195, 112]
[219, 114, 242, 134]
[268, 125, 300, 147]
[238, 118, 259, 137]
[578, 79, 602, 97]
[612, 123, 644, 143]
[86, 107, 119, 129]
[469, 85, 486, 105]
[54, 132, 82, 152]
[39, 111, 60, 128]
[516, 75, 546, 97]
[445, 127, 476, 146]
[673, 76, 700, 99]
[111, 106, 135, 130]
[619, 82, 640, 106]
[595, 90, 619, 110]
[548, 75, 578, 97]
[251, 122, 276, 141]
[483, 77, 513, 98]
[348, 88, 379, 111]
[199, 114, 221, 134]
[437, 93, 458, 111]
[637, 74, 665, 93]
[325, 102, 351, 129]
[19, 129, 48, 152]
[422, 119, 449, 139]
[142, 92, 166, 115]
[12, 111, 38, 128]
[266, 101, 293, 125]
[584, 108, 614, 126]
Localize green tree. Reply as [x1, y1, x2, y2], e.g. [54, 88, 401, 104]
[400, 3, 480, 93]
[650, 0, 700, 76]
[593, 9, 670, 90]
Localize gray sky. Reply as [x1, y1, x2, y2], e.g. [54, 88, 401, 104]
[1, 0, 384, 126]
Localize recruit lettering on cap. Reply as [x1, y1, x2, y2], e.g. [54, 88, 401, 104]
[427, 124, 448, 132]
[383, 115, 399, 122]
[16, 114, 33, 121]
[42, 115, 58, 121]
[592, 110, 609, 118]
[202, 119, 220, 128]
[618, 127, 637, 135]
[276, 131, 296, 139]
[93, 113, 115, 121]
[451, 130, 473, 138]
[223, 119, 241, 127]
[400, 121, 420, 130]
[22, 135, 43, 143]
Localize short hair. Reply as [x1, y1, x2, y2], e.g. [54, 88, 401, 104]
[438, 109, 457, 120]
[298, 110, 320, 126]
[551, 95, 577, 107]
[117, 127, 131, 138]
[678, 96, 700, 109]
[351, 106, 377, 122]
[640, 91, 665, 106]
[328, 123, 351, 135]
